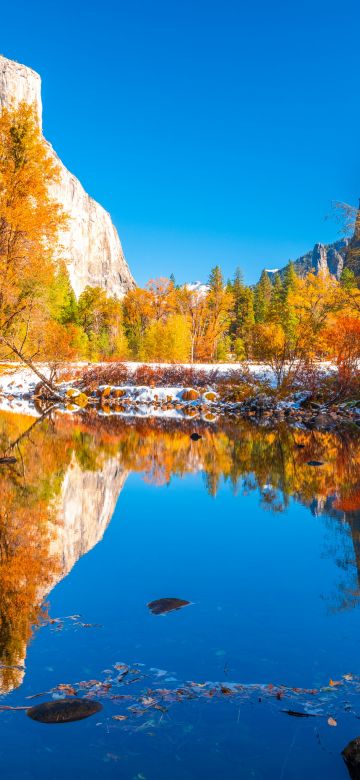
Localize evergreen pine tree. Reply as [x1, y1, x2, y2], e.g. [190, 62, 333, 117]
[254, 270, 272, 323]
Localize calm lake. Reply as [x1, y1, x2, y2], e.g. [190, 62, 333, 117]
[0, 409, 360, 778]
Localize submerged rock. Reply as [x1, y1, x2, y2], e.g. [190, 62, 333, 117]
[27, 698, 102, 724]
[147, 598, 190, 615]
[342, 736, 360, 778]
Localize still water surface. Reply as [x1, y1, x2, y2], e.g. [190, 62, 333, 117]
[0, 410, 360, 778]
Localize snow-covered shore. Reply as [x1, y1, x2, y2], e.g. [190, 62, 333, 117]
[0, 360, 355, 428]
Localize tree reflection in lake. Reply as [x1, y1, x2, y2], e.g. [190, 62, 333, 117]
[0, 409, 359, 693]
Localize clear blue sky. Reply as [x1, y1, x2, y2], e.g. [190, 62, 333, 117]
[1, 0, 359, 285]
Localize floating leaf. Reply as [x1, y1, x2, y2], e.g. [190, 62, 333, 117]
[53, 684, 77, 696]
[328, 717, 337, 727]
[112, 715, 128, 721]
[220, 686, 233, 696]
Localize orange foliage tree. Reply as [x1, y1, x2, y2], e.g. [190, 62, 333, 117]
[0, 101, 67, 363]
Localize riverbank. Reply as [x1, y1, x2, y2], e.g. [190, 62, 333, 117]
[0, 360, 359, 427]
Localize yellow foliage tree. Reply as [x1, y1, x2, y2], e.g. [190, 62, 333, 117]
[0, 101, 67, 363]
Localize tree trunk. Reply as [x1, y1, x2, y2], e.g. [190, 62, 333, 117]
[0, 337, 63, 400]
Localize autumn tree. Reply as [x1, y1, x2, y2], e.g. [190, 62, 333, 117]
[324, 316, 360, 397]
[78, 286, 127, 360]
[143, 314, 191, 362]
[205, 265, 234, 360]
[0, 102, 67, 369]
[177, 284, 210, 363]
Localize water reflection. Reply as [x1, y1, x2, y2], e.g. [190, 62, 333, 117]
[0, 410, 359, 693]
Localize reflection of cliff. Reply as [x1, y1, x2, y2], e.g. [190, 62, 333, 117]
[0, 412, 128, 693]
[52, 454, 128, 578]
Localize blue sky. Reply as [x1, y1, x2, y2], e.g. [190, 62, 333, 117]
[1, 0, 359, 285]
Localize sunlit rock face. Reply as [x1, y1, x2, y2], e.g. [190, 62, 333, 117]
[266, 239, 348, 281]
[0, 55, 135, 298]
[52, 454, 128, 578]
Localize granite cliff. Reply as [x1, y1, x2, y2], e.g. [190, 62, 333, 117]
[266, 238, 350, 282]
[0, 55, 135, 298]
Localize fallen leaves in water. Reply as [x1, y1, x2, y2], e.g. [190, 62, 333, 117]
[42, 614, 101, 633]
[3, 659, 360, 735]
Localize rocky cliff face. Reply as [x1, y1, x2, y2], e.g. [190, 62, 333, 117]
[0, 55, 135, 298]
[266, 238, 349, 282]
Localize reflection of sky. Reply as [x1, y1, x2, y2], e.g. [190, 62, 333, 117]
[39, 473, 360, 690]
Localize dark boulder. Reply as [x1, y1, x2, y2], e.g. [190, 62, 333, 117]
[27, 698, 102, 724]
[342, 736, 360, 778]
[147, 598, 190, 615]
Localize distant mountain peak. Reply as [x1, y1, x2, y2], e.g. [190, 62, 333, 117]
[264, 238, 350, 282]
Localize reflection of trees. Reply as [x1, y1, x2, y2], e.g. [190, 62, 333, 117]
[0, 412, 62, 692]
[89, 415, 360, 612]
[0, 411, 122, 693]
[0, 410, 359, 690]
[90, 416, 360, 516]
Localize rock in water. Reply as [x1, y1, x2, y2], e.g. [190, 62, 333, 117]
[190, 433, 202, 441]
[306, 461, 325, 467]
[27, 698, 102, 724]
[342, 736, 360, 778]
[0, 55, 135, 299]
[147, 598, 190, 615]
